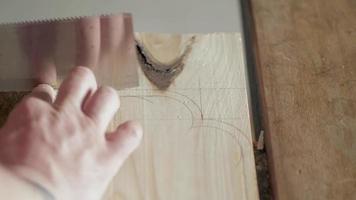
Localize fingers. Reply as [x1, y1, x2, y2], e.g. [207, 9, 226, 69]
[76, 17, 101, 69]
[29, 23, 58, 86]
[54, 66, 97, 108]
[106, 121, 142, 167]
[83, 86, 119, 132]
[29, 84, 56, 103]
[101, 14, 130, 52]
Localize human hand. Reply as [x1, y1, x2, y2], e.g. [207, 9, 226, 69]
[0, 66, 142, 200]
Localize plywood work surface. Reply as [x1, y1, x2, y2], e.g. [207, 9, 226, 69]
[103, 33, 259, 200]
[251, 0, 356, 199]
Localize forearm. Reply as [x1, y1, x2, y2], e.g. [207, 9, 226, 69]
[0, 165, 54, 200]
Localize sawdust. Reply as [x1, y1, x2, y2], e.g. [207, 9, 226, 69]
[254, 148, 273, 200]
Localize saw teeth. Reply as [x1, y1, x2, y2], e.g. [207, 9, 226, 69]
[0, 12, 118, 27]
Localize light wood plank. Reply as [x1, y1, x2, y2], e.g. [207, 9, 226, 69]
[103, 33, 259, 200]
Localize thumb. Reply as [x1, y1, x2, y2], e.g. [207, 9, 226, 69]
[106, 121, 143, 167]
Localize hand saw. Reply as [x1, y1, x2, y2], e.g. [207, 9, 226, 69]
[0, 14, 139, 91]
[0, 0, 242, 33]
[0, 0, 242, 91]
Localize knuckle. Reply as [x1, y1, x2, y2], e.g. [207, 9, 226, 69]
[99, 86, 120, 106]
[100, 86, 115, 94]
[19, 97, 39, 114]
[96, 86, 120, 110]
[120, 121, 142, 139]
[72, 66, 95, 81]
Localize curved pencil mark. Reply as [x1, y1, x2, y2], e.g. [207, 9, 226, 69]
[119, 89, 253, 189]
[168, 90, 204, 119]
[190, 125, 243, 166]
[120, 90, 204, 126]
[120, 90, 251, 145]
[203, 119, 251, 145]
[133, 89, 204, 119]
[143, 95, 195, 128]
[121, 95, 154, 104]
[120, 90, 203, 118]
[190, 124, 253, 188]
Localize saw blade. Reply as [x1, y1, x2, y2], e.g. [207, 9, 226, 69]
[0, 0, 242, 33]
[0, 13, 139, 91]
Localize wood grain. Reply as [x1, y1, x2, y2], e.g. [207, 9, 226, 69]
[251, 0, 356, 199]
[103, 33, 259, 200]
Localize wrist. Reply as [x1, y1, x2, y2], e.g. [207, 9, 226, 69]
[7, 165, 100, 200]
[0, 164, 52, 200]
[3, 165, 61, 199]
[24, 179, 56, 200]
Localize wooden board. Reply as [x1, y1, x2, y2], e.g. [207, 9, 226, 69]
[251, 0, 356, 199]
[102, 33, 259, 200]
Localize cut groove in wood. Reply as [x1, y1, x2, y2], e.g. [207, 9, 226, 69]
[135, 34, 196, 89]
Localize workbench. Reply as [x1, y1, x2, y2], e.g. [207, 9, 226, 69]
[250, 0, 356, 199]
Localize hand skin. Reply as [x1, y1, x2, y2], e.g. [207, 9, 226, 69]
[0, 66, 142, 200]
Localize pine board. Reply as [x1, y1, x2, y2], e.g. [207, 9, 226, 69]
[103, 33, 259, 200]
